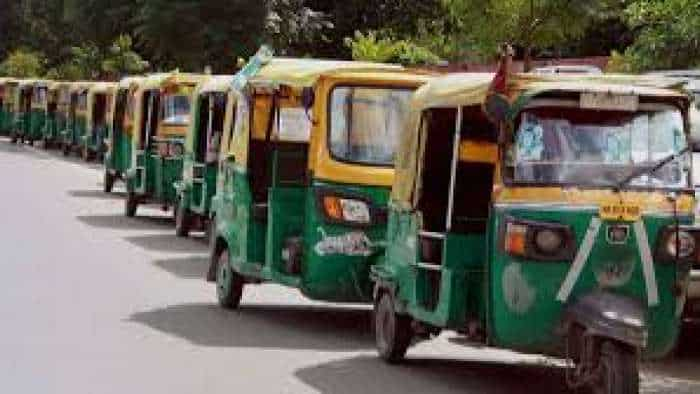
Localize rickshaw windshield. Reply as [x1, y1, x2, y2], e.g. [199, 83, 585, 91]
[161, 94, 190, 125]
[32, 88, 46, 104]
[506, 105, 690, 189]
[329, 86, 413, 166]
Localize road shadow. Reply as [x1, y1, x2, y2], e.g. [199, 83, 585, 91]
[0, 140, 51, 160]
[77, 214, 173, 231]
[152, 255, 209, 279]
[68, 189, 126, 200]
[124, 233, 207, 253]
[128, 303, 373, 351]
[295, 355, 568, 394]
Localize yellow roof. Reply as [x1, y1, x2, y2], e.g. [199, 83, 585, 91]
[48, 81, 72, 90]
[88, 82, 117, 95]
[117, 75, 147, 89]
[198, 75, 235, 94]
[140, 72, 207, 90]
[18, 79, 52, 88]
[69, 81, 96, 94]
[249, 57, 403, 88]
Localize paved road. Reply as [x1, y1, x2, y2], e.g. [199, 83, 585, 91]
[1, 138, 700, 394]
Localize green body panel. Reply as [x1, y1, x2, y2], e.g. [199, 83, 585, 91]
[128, 147, 184, 206]
[380, 204, 690, 360]
[28, 109, 46, 141]
[14, 111, 30, 138]
[62, 115, 86, 149]
[84, 124, 109, 154]
[180, 155, 219, 217]
[0, 106, 8, 136]
[105, 121, 132, 175]
[213, 160, 391, 302]
[43, 112, 60, 142]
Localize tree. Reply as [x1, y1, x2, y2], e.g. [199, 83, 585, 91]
[610, 0, 700, 71]
[266, 0, 332, 56]
[0, 49, 45, 77]
[444, 0, 608, 70]
[345, 31, 441, 65]
[102, 35, 149, 79]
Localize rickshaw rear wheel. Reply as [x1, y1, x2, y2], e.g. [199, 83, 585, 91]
[62, 143, 70, 156]
[375, 292, 413, 363]
[216, 249, 243, 309]
[175, 199, 191, 237]
[125, 192, 138, 217]
[591, 341, 638, 394]
[103, 171, 115, 193]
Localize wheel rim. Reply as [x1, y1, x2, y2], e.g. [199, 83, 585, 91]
[216, 253, 231, 300]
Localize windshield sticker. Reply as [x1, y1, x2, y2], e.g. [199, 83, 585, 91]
[314, 228, 374, 257]
[516, 118, 544, 161]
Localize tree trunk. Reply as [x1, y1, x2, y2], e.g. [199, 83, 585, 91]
[523, 45, 533, 72]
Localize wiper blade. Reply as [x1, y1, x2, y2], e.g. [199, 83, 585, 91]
[616, 147, 689, 190]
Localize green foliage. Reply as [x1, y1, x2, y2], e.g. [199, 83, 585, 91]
[611, 0, 700, 71]
[45, 63, 84, 81]
[266, 0, 332, 56]
[345, 31, 441, 65]
[443, 0, 608, 68]
[101, 35, 149, 78]
[0, 49, 45, 77]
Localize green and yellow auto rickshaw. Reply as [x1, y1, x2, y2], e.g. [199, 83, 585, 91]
[11, 80, 34, 144]
[104, 76, 146, 193]
[61, 82, 92, 156]
[0, 78, 13, 136]
[371, 70, 698, 393]
[42, 82, 71, 149]
[174, 75, 234, 237]
[82, 82, 116, 161]
[28, 80, 50, 145]
[206, 56, 432, 309]
[124, 72, 205, 217]
[3, 80, 19, 140]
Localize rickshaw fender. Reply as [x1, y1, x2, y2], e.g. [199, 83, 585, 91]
[561, 291, 647, 349]
[206, 236, 228, 282]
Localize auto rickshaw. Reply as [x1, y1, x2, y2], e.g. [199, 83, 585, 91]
[124, 72, 206, 217]
[174, 75, 234, 237]
[104, 76, 146, 193]
[82, 82, 116, 161]
[61, 82, 92, 156]
[0, 78, 13, 136]
[43, 82, 71, 149]
[205, 56, 432, 309]
[28, 80, 50, 145]
[371, 68, 698, 393]
[3, 80, 19, 140]
[11, 80, 34, 144]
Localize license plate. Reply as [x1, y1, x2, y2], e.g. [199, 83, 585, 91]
[600, 202, 641, 222]
[581, 92, 639, 111]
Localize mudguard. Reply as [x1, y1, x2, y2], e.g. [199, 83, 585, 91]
[562, 291, 647, 348]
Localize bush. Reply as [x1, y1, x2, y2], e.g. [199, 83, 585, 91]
[0, 49, 45, 77]
[345, 31, 441, 66]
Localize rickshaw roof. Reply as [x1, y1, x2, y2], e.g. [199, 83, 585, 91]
[69, 82, 96, 93]
[410, 73, 689, 111]
[140, 72, 207, 90]
[392, 72, 692, 209]
[48, 81, 72, 90]
[248, 57, 403, 88]
[18, 79, 51, 88]
[117, 75, 147, 89]
[88, 82, 117, 94]
[198, 75, 236, 94]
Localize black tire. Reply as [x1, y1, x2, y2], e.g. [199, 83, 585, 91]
[62, 143, 70, 156]
[103, 171, 115, 193]
[82, 146, 91, 162]
[125, 192, 138, 217]
[375, 292, 413, 363]
[28, 139, 34, 146]
[591, 341, 639, 394]
[216, 249, 244, 309]
[175, 199, 191, 237]
[10, 134, 17, 143]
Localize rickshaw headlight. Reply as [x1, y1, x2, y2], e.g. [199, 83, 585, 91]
[534, 229, 563, 255]
[321, 195, 372, 225]
[666, 231, 695, 259]
[504, 222, 528, 256]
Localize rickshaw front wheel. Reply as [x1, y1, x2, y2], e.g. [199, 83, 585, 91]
[103, 171, 115, 193]
[175, 199, 191, 237]
[216, 249, 243, 309]
[375, 292, 413, 363]
[125, 192, 138, 217]
[591, 341, 639, 394]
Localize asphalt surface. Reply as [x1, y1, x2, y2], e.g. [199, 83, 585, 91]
[1, 137, 700, 394]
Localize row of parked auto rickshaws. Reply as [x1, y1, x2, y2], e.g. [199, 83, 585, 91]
[2, 51, 700, 393]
